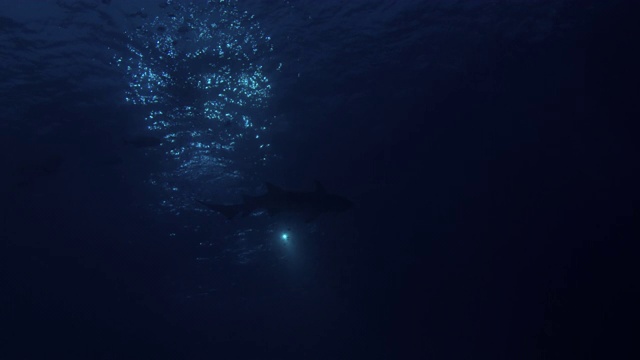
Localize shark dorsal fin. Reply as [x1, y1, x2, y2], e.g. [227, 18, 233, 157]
[265, 182, 282, 194]
[314, 180, 326, 194]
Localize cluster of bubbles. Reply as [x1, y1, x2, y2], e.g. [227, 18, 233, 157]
[114, 0, 278, 213]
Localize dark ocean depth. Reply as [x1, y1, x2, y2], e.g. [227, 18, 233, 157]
[1, 0, 638, 359]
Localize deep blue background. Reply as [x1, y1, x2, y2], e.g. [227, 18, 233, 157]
[1, 1, 639, 359]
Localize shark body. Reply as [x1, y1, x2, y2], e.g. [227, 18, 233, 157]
[198, 182, 352, 222]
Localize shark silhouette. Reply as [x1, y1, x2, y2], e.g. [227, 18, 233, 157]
[198, 182, 353, 222]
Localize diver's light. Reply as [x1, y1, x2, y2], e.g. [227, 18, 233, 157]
[280, 228, 293, 247]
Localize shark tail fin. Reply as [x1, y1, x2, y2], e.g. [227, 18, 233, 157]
[197, 200, 240, 220]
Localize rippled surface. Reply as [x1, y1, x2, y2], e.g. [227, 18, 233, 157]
[115, 0, 278, 214]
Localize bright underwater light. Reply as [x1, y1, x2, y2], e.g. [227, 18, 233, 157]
[278, 228, 293, 249]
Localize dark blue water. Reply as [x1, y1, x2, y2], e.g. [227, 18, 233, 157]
[1, 0, 638, 359]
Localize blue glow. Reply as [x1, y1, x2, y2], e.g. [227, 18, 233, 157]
[280, 232, 291, 246]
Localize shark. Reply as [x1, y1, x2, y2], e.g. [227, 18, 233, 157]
[198, 182, 353, 222]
